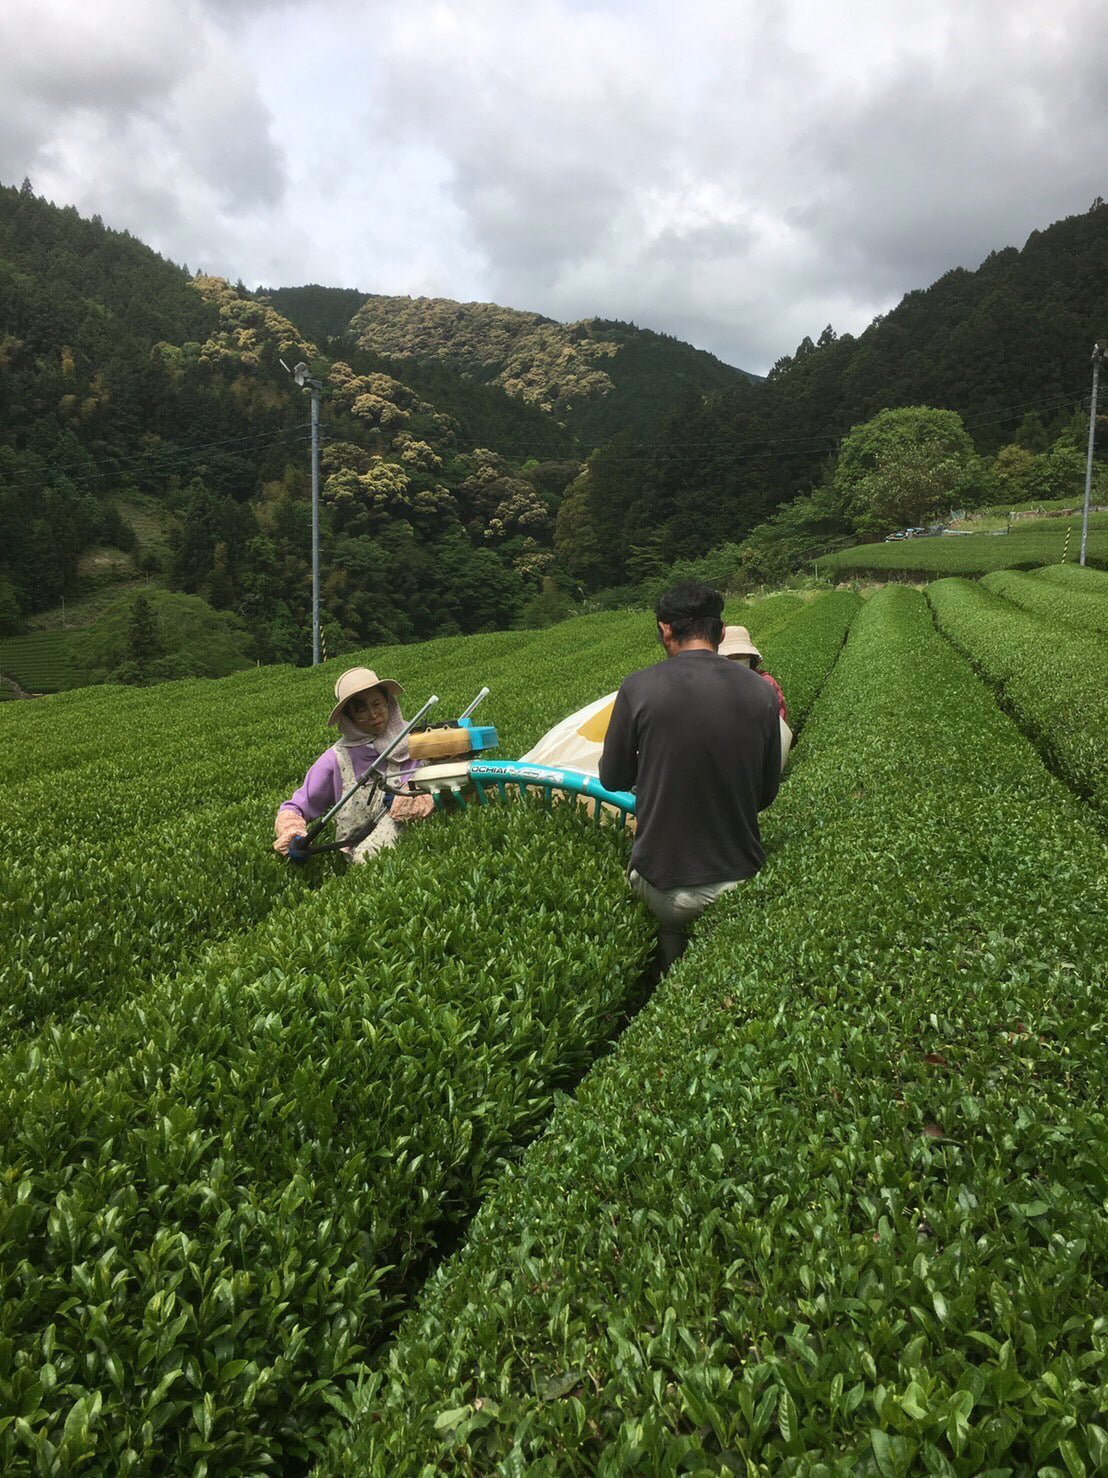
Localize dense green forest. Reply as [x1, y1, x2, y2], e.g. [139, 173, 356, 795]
[266, 286, 577, 459]
[345, 295, 751, 444]
[2, 179, 1106, 682]
[263, 285, 368, 343]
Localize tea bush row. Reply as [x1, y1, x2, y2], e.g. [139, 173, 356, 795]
[0, 804, 656, 1474]
[748, 591, 858, 730]
[1, 618, 654, 1039]
[0, 594, 816, 811]
[328, 587, 1108, 1476]
[1033, 563, 1108, 596]
[3, 633, 540, 844]
[981, 568, 1108, 636]
[819, 518, 1108, 579]
[2, 596, 840, 1040]
[0, 594, 858, 1468]
[928, 577, 1108, 821]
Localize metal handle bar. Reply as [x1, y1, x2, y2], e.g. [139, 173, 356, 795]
[457, 686, 490, 722]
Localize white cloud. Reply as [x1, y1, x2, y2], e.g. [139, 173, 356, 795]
[3, 0, 1107, 372]
[2, 0, 191, 109]
[0, 0, 289, 276]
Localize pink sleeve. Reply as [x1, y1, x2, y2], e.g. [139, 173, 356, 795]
[760, 670, 787, 721]
[281, 749, 342, 823]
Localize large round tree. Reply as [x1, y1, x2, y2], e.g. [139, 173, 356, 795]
[833, 406, 987, 538]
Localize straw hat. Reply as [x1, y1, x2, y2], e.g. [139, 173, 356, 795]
[718, 625, 762, 662]
[327, 666, 404, 726]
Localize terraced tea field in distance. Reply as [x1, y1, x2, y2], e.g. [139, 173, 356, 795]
[0, 631, 84, 695]
[821, 513, 1108, 579]
[2, 571, 1106, 1475]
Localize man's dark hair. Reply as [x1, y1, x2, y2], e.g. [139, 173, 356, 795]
[654, 581, 724, 645]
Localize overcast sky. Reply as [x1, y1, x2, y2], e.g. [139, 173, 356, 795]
[2, 0, 1106, 374]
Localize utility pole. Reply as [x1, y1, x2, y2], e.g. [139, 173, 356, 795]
[1080, 341, 1105, 567]
[281, 360, 325, 664]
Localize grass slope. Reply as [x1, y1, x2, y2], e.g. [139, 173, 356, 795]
[820, 514, 1108, 579]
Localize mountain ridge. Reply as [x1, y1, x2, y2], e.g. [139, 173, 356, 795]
[265, 285, 753, 444]
[3, 179, 1105, 678]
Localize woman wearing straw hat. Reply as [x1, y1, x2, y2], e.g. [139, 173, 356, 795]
[718, 626, 788, 719]
[719, 625, 792, 768]
[274, 666, 434, 863]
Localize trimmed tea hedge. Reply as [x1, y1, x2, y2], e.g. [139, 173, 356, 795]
[750, 590, 857, 730]
[1, 620, 648, 1038]
[1033, 563, 1108, 597]
[1, 595, 848, 1040]
[982, 568, 1108, 636]
[0, 632, 83, 694]
[327, 587, 1108, 1476]
[0, 593, 860, 1470]
[723, 592, 805, 635]
[928, 577, 1108, 820]
[0, 804, 655, 1473]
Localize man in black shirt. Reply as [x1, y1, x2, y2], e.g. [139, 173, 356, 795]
[599, 581, 780, 970]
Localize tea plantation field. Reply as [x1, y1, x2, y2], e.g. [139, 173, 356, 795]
[2, 573, 1106, 1475]
[820, 514, 1108, 579]
[0, 632, 84, 695]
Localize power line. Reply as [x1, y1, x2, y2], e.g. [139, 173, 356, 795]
[0, 386, 1093, 506]
[0, 423, 313, 496]
[319, 389, 1085, 470]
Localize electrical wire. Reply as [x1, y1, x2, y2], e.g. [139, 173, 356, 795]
[0, 383, 1093, 505]
[0, 423, 313, 497]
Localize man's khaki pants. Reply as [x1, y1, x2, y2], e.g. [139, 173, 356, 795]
[629, 869, 742, 970]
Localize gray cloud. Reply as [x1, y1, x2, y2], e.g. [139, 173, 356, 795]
[2, 1, 189, 111]
[788, 5, 1108, 304]
[3, 0, 1107, 373]
[0, 0, 288, 275]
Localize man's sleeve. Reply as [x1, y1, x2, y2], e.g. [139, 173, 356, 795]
[759, 710, 782, 811]
[599, 685, 637, 792]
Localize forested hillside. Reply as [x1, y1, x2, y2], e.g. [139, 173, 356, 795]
[263, 285, 368, 344]
[265, 289, 577, 463]
[4, 180, 1106, 674]
[561, 200, 1108, 586]
[1, 184, 757, 668]
[330, 292, 748, 443]
[0, 185, 590, 659]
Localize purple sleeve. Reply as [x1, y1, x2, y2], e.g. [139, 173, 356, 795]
[282, 749, 342, 823]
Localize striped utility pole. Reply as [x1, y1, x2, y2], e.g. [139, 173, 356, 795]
[280, 359, 325, 664]
[1080, 341, 1106, 567]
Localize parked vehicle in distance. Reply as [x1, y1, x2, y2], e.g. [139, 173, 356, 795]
[885, 526, 936, 542]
